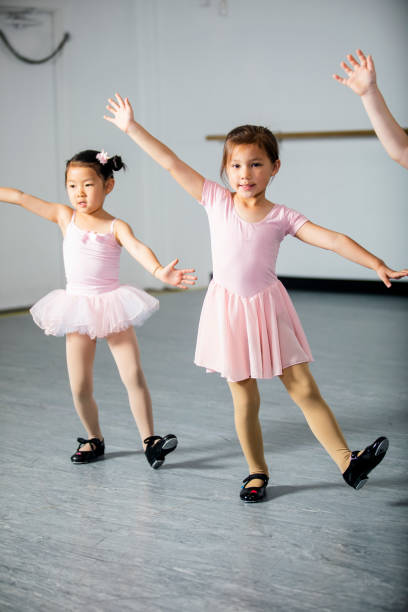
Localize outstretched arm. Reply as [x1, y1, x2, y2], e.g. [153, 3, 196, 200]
[333, 49, 408, 169]
[104, 94, 205, 201]
[295, 221, 408, 288]
[0, 187, 71, 226]
[115, 220, 197, 290]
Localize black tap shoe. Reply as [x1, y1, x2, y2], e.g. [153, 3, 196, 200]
[71, 437, 105, 463]
[343, 436, 389, 490]
[240, 473, 269, 503]
[144, 434, 178, 469]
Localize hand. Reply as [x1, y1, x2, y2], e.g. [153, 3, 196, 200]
[375, 263, 408, 288]
[333, 49, 377, 97]
[104, 93, 135, 133]
[156, 259, 197, 290]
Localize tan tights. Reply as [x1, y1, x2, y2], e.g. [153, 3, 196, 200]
[66, 328, 153, 450]
[228, 363, 351, 488]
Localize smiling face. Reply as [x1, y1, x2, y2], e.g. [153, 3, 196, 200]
[66, 164, 114, 214]
[226, 143, 280, 199]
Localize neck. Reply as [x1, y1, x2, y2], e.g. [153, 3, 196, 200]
[233, 190, 268, 208]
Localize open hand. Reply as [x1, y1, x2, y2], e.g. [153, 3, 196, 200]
[104, 93, 134, 133]
[157, 259, 197, 290]
[333, 49, 377, 97]
[375, 263, 408, 288]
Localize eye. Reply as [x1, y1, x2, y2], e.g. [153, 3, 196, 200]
[231, 164, 240, 168]
[252, 163, 262, 167]
[85, 183, 93, 187]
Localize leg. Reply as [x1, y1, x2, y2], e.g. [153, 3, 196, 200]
[279, 363, 351, 473]
[107, 327, 154, 446]
[66, 332, 103, 450]
[228, 378, 268, 488]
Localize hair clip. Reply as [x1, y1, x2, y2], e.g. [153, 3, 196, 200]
[96, 149, 109, 165]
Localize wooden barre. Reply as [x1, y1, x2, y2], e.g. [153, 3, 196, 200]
[206, 128, 408, 142]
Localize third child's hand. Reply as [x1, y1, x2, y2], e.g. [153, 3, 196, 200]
[375, 263, 408, 288]
[104, 93, 134, 133]
[333, 49, 377, 97]
[156, 259, 197, 290]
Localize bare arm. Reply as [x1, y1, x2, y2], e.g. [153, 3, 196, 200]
[115, 220, 197, 289]
[295, 221, 408, 288]
[104, 94, 205, 201]
[0, 187, 72, 227]
[333, 49, 408, 169]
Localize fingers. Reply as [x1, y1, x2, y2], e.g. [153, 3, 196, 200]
[378, 270, 391, 288]
[107, 97, 120, 111]
[356, 49, 367, 63]
[114, 92, 125, 107]
[388, 269, 408, 279]
[367, 54, 375, 72]
[332, 73, 347, 85]
[105, 104, 117, 116]
[347, 53, 361, 68]
[340, 60, 353, 75]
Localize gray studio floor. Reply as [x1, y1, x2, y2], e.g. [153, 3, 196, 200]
[0, 288, 407, 612]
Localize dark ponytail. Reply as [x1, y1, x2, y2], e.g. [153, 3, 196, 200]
[65, 149, 126, 182]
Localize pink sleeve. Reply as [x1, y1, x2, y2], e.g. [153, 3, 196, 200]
[285, 206, 309, 236]
[199, 179, 230, 209]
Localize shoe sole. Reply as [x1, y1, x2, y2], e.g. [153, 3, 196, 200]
[71, 455, 105, 464]
[353, 438, 389, 489]
[162, 437, 178, 453]
[151, 437, 178, 469]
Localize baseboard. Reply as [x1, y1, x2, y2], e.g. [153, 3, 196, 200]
[279, 276, 408, 296]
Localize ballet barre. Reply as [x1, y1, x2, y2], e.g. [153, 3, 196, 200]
[206, 128, 408, 142]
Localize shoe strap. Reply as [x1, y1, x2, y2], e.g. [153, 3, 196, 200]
[143, 435, 162, 447]
[76, 437, 104, 451]
[242, 473, 269, 486]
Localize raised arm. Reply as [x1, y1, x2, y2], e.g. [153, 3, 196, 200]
[115, 220, 197, 290]
[333, 49, 408, 169]
[104, 94, 205, 201]
[0, 187, 71, 227]
[295, 221, 408, 288]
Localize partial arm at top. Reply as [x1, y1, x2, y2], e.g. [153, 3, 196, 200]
[333, 49, 408, 169]
[295, 221, 408, 288]
[104, 94, 205, 200]
[0, 187, 71, 225]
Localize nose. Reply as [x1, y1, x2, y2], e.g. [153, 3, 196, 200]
[241, 165, 251, 179]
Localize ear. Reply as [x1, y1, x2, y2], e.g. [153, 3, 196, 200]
[272, 159, 281, 176]
[104, 177, 115, 195]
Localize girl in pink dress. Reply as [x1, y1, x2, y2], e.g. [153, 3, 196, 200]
[105, 94, 408, 502]
[0, 149, 197, 468]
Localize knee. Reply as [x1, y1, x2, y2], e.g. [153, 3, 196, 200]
[286, 377, 321, 404]
[71, 382, 93, 404]
[120, 364, 144, 390]
[234, 396, 260, 422]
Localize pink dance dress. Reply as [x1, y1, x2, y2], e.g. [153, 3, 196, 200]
[194, 180, 313, 382]
[30, 213, 159, 339]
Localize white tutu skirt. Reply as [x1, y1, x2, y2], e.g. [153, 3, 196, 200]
[30, 285, 159, 339]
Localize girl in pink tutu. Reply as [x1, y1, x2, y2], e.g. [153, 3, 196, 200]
[105, 94, 408, 502]
[0, 149, 197, 467]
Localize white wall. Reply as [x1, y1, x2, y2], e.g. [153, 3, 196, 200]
[1, 0, 407, 309]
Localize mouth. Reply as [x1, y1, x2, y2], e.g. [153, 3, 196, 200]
[239, 184, 255, 191]
[77, 201, 87, 208]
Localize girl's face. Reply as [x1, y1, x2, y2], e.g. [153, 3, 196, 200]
[66, 165, 114, 214]
[226, 143, 280, 199]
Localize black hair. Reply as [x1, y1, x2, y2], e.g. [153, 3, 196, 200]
[65, 149, 126, 182]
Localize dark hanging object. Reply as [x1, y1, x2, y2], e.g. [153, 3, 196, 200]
[0, 30, 70, 64]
